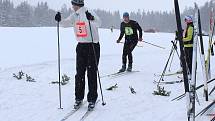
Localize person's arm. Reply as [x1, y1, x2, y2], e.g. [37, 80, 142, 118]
[88, 10, 102, 28]
[117, 22, 125, 41]
[183, 26, 193, 42]
[60, 14, 75, 28]
[136, 22, 142, 39]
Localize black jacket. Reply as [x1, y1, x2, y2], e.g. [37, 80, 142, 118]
[118, 20, 142, 41]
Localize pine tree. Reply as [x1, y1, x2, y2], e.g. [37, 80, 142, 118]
[15, 1, 33, 27]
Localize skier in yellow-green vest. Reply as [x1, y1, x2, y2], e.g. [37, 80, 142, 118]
[183, 15, 194, 74]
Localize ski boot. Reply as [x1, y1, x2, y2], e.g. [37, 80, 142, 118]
[119, 64, 126, 72]
[74, 100, 83, 109]
[127, 64, 132, 72]
[88, 102, 95, 111]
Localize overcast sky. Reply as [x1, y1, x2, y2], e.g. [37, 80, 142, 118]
[11, 0, 210, 13]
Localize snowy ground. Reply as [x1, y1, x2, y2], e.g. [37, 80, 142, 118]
[0, 27, 214, 121]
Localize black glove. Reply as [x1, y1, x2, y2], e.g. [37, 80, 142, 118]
[55, 12, 61, 22]
[85, 11, 94, 21]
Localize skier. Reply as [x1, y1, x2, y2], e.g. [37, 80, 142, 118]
[116, 12, 143, 72]
[110, 26, 114, 32]
[55, 0, 101, 110]
[183, 15, 194, 75]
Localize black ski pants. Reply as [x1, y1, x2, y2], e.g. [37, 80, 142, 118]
[75, 43, 100, 103]
[184, 47, 193, 74]
[122, 40, 138, 65]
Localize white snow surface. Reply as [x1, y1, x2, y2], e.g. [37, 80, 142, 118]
[0, 27, 214, 121]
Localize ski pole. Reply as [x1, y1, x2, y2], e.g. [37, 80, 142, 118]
[56, 12, 63, 109]
[87, 15, 106, 106]
[168, 50, 175, 72]
[209, 86, 215, 95]
[156, 40, 176, 86]
[168, 40, 179, 71]
[139, 40, 165, 49]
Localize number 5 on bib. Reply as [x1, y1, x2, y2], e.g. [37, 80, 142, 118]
[76, 22, 88, 37]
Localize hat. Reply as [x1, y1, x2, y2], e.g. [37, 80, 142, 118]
[123, 12, 129, 17]
[71, 0, 84, 7]
[184, 15, 193, 23]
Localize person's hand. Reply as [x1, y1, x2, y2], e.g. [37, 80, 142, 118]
[55, 12, 61, 22]
[85, 11, 95, 20]
[138, 38, 143, 41]
[116, 39, 121, 43]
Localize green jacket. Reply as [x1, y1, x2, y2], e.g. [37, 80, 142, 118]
[183, 23, 194, 48]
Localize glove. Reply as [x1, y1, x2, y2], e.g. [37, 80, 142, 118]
[116, 39, 121, 43]
[85, 11, 95, 21]
[55, 12, 61, 22]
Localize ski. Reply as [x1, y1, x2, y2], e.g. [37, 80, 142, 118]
[209, 86, 215, 95]
[101, 71, 139, 79]
[188, 4, 199, 121]
[174, 0, 190, 120]
[171, 93, 186, 101]
[195, 100, 215, 118]
[195, 78, 215, 91]
[79, 100, 100, 121]
[154, 71, 182, 77]
[206, 7, 215, 81]
[106, 83, 118, 90]
[207, 114, 215, 116]
[153, 80, 183, 85]
[110, 71, 139, 78]
[172, 78, 215, 101]
[198, 6, 209, 101]
[60, 101, 87, 121]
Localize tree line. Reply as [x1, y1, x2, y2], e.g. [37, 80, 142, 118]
[0, 0, 214, 32]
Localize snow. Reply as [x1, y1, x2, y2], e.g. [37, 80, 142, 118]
[0, 27, 214, 121]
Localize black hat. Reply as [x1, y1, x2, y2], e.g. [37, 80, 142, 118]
[71, 0, 84, 7]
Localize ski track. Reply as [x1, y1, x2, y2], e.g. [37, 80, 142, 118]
[0, 27, 214, 121]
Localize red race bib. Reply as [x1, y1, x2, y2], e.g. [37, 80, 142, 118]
[75, 21, 87, 37]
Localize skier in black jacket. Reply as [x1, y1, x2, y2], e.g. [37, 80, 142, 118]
[117, 12, 143, 72]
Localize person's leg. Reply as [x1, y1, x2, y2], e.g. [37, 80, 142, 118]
[87, 43, 100, 103]
[188, 47, 193, 74]
[75, 44, 87, 101]
[127, 41, 138, 71]
[122, 43, 129, 65]
[128, 41, 138, 65]
[119, 43, 129, 72]
[184, 47, 193, 75]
